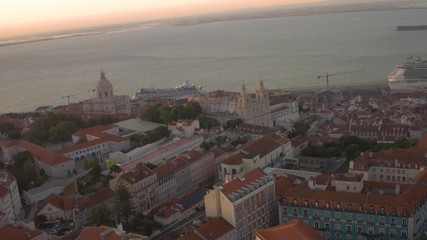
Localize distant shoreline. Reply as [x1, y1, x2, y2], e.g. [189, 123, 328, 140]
[1, 3, 425, 48]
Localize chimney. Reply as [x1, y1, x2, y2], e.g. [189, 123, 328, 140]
[395, 184, 400, 195]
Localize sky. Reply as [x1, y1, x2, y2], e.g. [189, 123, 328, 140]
[1, 0, 322, 39]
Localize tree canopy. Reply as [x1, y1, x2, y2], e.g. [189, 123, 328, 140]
[116, 183, 134, 223]
[88, 204, 114, 227]
[140, 102, 202, 124]
[287, 122, 310, 139]
[24, 112, 117, 145]
[7, 151, 47, 192]
[141, 126, 170, 146]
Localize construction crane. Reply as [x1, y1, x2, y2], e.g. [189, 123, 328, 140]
[62, 95, 74, 104]
[317, 70, 364, 89]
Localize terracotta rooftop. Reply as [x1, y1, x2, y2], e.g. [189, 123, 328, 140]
[275, 177, 293, 199]
[57, 131, 126, 154]
[196, 217, 235, 240]
[73, 125, 114, 138]
[121, 165, 154, 184]
[283, 169, 427, 215]
[1, 140, 72, 166]
[332, 173, 363, 182]
[76, 187, 116, 211]
[254, 219, 324, 240]
[38, 193, 77, 213]
[242, 134, 289, 158]
[221, 168, 267, 196]
[222, 151, 245, 166]
[176, 231, 203, 240]
[0, 225, 44, 240]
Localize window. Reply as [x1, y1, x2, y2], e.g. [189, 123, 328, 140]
[347, 204, 352, 211]
[293, 209, 297, 216]
[336, 203, 341, 209]
[326, 202, 330, 209]
[391, 218, 396, 226]
[304, 200, 308, 206]
[379, 228, 384, 236]
[402, 231, 407, 238]
[379, 217, 385, 224]
[314, 222, 319, 229]
[391, 208, 396, 215]
[315, 201, 319, 207]
[403, 218, 407, 226]
[357, 226, 362, 233]
[380, 207, 385, 214]
[303, 210, 308, 217]
[358, 205, 363, 212]
[390, 229, 396, 237]
[346, 225, 352, 233]
[326, 223, 330, 230]
[314, 210, 319, 218]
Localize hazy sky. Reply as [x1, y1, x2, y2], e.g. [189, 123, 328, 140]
[1, 0, 322, 39]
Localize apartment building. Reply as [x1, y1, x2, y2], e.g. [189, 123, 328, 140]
[205, 168, 276, 240]
[278, 171, 427, 240]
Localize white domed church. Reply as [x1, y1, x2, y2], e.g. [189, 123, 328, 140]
[82, 71, 130, 114]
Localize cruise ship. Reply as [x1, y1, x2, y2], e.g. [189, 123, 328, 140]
[132, 81, 207, 101]
[388, 56, 427, 93]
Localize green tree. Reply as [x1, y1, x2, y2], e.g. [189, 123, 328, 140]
[198, 116, 219, 130]
[345, 144, 361, 160]
[48, 120, 77, 143]
[84, 157, 101, 180]
[225, 119, 243, 129]
[88, 204, 113, 226]
[116, 183, 134, 223]
[141, 126, 170, 145]
[140, 104, 162, 123]
[110, 164, 122, 174]
[7, 151, 46, 192]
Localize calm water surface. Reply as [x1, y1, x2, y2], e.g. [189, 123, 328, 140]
[1, 8, 427, 112]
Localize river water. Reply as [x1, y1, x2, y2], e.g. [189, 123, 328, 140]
[0, 8, 426, 113]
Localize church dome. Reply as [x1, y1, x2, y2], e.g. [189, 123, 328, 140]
[96, 71, 113, 99]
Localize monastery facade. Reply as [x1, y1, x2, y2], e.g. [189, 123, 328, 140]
[190, 80, 299, 128]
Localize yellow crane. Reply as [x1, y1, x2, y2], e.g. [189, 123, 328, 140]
[317, 70, 364, 89]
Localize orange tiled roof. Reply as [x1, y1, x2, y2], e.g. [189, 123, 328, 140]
[0, 225, 44, 240]
[121, 165, 154, 184]
[196, 217, 235, 240]
[283, 170, 427, 215]
[275, 177, 293, 199]
[76, 227, 122, 240]
[1, 140, 72, 166]
[76, 188, 116, 211]
[221, 168, 266, 195]
[73, 125, 114, 138]
[177, 231, 203, 240]
[254, 219, 324, 240]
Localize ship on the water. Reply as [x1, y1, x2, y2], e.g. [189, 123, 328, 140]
[396, 25, 427, 31]
[388, 56, 427, 93]
[132, 81, 207, 101]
